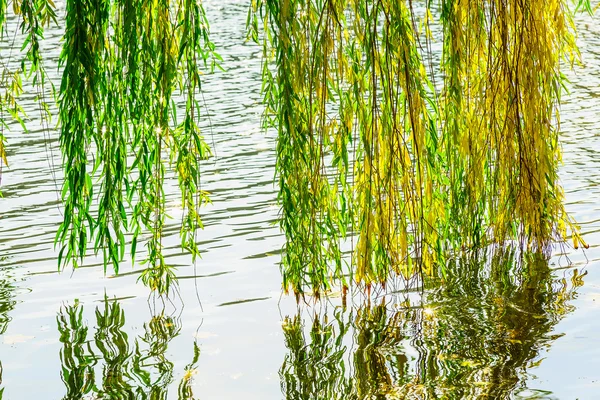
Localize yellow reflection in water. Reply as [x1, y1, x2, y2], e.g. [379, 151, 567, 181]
[280, 250, 584, 399]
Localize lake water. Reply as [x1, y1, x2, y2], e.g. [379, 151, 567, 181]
[1, 2, 599, 399]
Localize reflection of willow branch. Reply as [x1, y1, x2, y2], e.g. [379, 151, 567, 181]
[178, 342, 201, 398]
[57, 302, 98, 399]
[132, 310, 182, 398]
[281, 308, 353, 399]
[1, 360, 4, 399]
[57, 299, 200, 399]
[280, 250, 585, 399]
[95, 301, 135, 398]
[352, 306, 410, 398]
[0, 272, 15, 399]
[0, 272, 16, 335]
[281, 304, 417, 399]
[416, 250, 585, 399]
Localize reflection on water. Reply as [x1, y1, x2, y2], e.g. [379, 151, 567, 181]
[0, 276, 14, 336]
[0, 267, 13, 399]
[57, 299, 199, 399]
[281, 251, 584, 399]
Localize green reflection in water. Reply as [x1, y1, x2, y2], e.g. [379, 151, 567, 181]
[0, 271, 15, 335]
[0, 360, 4, 399]
[281, 251, 585, 399]
[0, 266, 14, 399]
[57, 299, 199, 399]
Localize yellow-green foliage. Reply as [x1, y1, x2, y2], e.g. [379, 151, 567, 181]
[252, 0, 588, 298]
[0, 0, 591, 297]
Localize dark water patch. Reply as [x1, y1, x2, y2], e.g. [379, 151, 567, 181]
[217, 297, 271, 307]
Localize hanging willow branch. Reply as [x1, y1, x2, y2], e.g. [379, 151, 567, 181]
[0, 0, 219, 294]
[0, 1, 10, 183]
[0, 0, 593, 298]
[1, 0, 57, 197]
[252, 0, 590, 298]
[54, 0, 219, 294]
